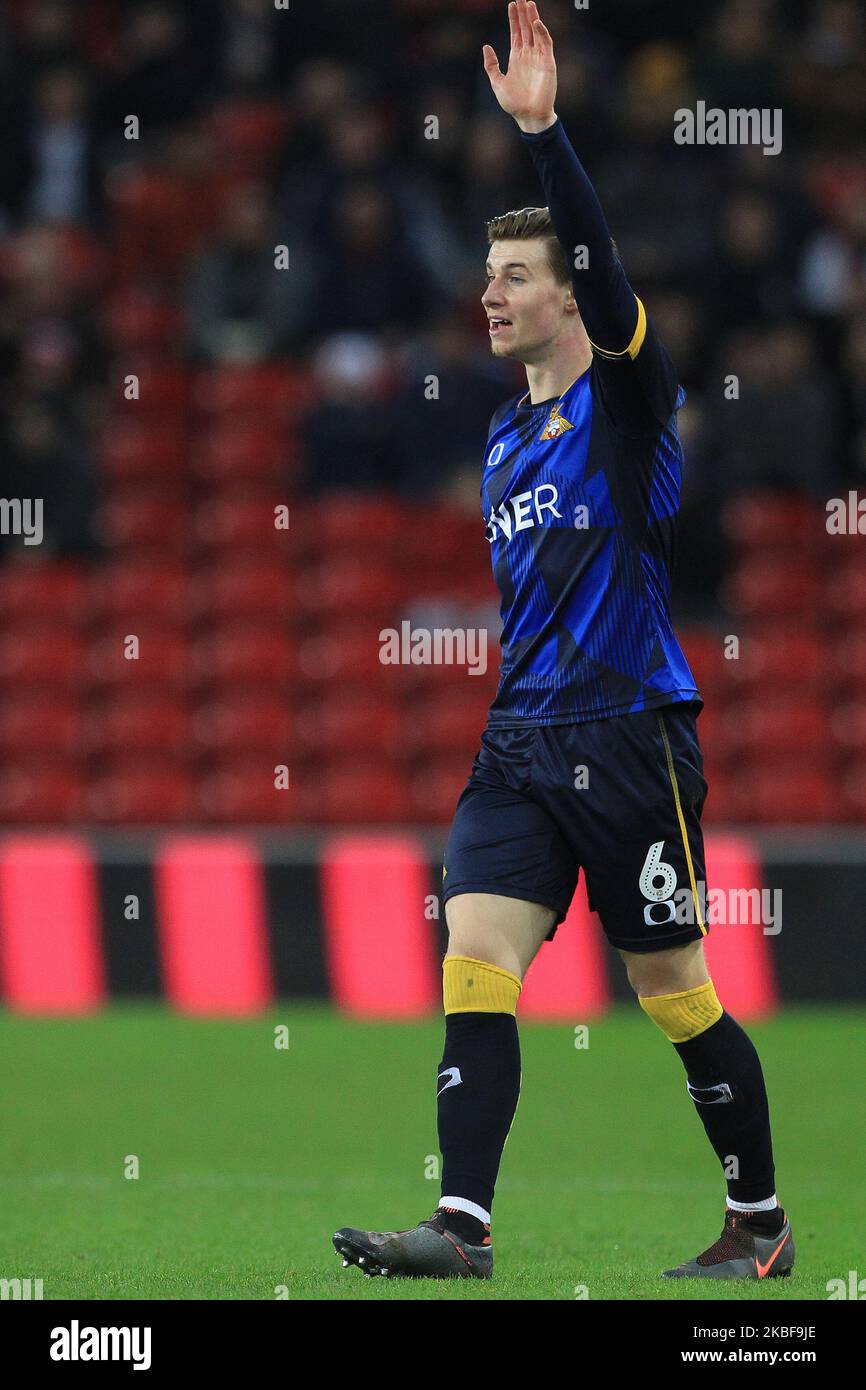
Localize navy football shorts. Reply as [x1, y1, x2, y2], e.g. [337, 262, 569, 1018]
[442, 703, 709, 954]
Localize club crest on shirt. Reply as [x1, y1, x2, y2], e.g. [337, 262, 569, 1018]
[539, 406, 574, 441]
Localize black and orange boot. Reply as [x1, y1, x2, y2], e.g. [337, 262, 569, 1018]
[662, 1206, 794, 1280]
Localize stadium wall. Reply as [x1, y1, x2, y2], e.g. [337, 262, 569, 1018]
[0, 830, 862, 1014]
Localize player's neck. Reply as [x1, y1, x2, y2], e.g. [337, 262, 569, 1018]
[523, 346, 592, 404]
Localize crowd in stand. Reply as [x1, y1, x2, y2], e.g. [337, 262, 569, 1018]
[1, 0, 865, 617]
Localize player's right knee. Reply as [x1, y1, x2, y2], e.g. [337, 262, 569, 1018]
[443, 954, 521, 1016]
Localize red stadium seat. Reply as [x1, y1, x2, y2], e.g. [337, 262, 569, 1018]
[733, 767, 837, 824]
[840, 761, 866, 821]
[295, 690, 402, 758]
[319, 763, 411, 824]
[313, 493, 405, 557]
[724, 629, 827, 692]
[190, 630, 299, 687]
[191, 496, 302, 554]
[87, 765, 196, 824]
[189, 563, 298, 622]
[824, 559, 866, 622]
[829, 632, 866, 690]
[191, 695, 295, 754]
[299, 559, 403, 617]
[0, 698, 82, 758]
[99, 421, 188, 481]
[88, 562, 190, 626]
[104, 286, 184, 352]
[721, 492, 819, 552]
[196, 758, 320, 824]
[395, 637, 499, 692]
[96, 491, 189, 554]
[0, 630, 84, 686]
[722, 695, 828, 757]
[82, 696, 191, 757]
[403, 692, 488, 756]
[696, 763, 736, 822]
[207, 101, 291, 174]
[190, 423, 293, 486]
[296, 629, 397, 686]
[828, 701, 866, 758]
[86, 631, 189, 690]
[106, 168, 233, 276]
[193, 365, 312, 421]
[0, 762, 85, 822]
[677, 627, 731, 699]
[0, 565, 88, 626]
[723, 557, 820, 621]
[110, 360, 192, 416]
[409, 758, 471, 824]
[401, 506, 491, 586]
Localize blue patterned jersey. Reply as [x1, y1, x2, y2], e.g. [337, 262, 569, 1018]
[483, 352, 700, 726]
[482, 116, 700, 727]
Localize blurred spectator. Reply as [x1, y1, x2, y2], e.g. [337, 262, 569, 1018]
[788, 0, 866, 148]
[302, 332, 401, 493]
[210, 0, 293, 94]
[185, 181, 313, 361]
[307, 181, 436, 336]
[0, 397, 100, 560]
[26, 66, 101, 226]
[103, 3, 210, 133]
[0, 0, 864, 604]
[841, 317, 866, 483]
[706, 322, 840, 498]
[392, 314, 516, 497]
[707, 191, 798, 336]
[693, 0, 781, 111]
[799, 186, 866, 316]
[279, 104, 465, 298]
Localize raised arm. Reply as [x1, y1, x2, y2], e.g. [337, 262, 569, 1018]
[483, 1, 679, 429]
[483, 1, 642, 360]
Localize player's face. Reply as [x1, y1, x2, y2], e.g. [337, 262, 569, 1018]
[483, 239, 573, 361]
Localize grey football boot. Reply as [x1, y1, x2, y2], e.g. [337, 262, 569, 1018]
[662, 1206, 794, 1280]
[333, 1208, 492, 1279]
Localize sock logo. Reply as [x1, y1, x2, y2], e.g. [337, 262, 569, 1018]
[687, 1080, 733, 1105]
[437, 1066, 463, 1098]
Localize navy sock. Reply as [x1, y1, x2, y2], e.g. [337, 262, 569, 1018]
[437, 1011, 521, 1217]
[674, 1011, 776, 1203]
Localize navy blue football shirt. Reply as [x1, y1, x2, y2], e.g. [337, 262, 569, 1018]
[482, 118, 700, 727]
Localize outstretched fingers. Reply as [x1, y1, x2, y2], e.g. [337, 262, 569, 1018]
[534, 19, 554, 55]
[482, 43, 502, 80]
[508, 2, 521, 55]
[515, 0, 534, 49]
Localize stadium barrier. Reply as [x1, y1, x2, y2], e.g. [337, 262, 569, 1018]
[0, 829, 862, 1014]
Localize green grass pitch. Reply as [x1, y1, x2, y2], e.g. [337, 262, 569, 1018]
[0, 1003, 862, 1300]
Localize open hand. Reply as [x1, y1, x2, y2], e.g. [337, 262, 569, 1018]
[483, 0, 557, 133]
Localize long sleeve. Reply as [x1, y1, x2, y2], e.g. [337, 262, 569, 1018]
[520, 117, 680, 430]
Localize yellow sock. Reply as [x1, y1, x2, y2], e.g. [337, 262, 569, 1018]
[443, 955, 521, 1015]
[639, 979, 723, 1043]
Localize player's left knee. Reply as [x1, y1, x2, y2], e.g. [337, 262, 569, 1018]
[620, 940, 707, 997]
[637, 978, 723, 1043]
